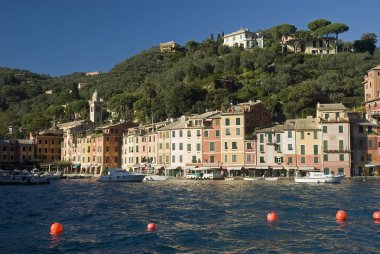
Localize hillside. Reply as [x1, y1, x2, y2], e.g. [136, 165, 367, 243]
[0, 37, 379, 137]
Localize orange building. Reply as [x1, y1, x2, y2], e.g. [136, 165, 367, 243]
[30, 127, 63, 162]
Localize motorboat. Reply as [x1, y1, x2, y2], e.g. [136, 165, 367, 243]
[0, 170, 50, 185]
[41, 171, 61, 180]
[143, 175, 169, 181]
[243, 177, 259, 181]
[98, 168, 145, 182]
[203, 171, 224, 180]
[295, 171, 344, 183]
[265, 177, 279, 181]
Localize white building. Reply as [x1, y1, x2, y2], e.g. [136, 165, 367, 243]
[223, 28, 264, 49]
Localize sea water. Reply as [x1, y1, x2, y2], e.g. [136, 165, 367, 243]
[1, 179, 379, 253]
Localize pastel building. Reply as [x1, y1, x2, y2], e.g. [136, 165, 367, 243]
[317, 103, 351, 176]
[282, 35, 337, 55]
[223, 28, 264, 49]
[363, 65, 380, 120]
[202, 114, 222, 168]
[30, 126, 63, 162]
[282, 120, 297, 176]
[294, 116, 322, 174]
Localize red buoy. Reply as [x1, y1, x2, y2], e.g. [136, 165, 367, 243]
[147, 223, 157, 231]
[50, 222, 63, 235]
[267, 211, 278, 222]
[373, 211, 380, 220]
[336, 210, 347, 221]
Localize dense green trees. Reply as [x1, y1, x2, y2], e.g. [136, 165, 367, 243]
[0, 21, 378, 137]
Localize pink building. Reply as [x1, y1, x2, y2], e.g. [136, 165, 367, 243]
[202, 114, 222, 168]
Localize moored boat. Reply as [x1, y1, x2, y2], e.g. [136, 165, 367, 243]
[295, 171, 344, 183]
[98, 168, 145, 182]
[143, 175, 169, 181]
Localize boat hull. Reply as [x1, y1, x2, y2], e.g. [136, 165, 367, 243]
[98, 174, 145, 182]
[143, 175, 169, 181]
[295, 175, 344, 183]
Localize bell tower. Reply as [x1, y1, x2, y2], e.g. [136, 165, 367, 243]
[89, 90, 103, 125]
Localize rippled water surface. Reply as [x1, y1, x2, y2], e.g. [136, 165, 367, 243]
[1, 179, 380, 253]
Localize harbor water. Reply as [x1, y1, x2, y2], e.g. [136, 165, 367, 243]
[1, 179, 380, 253]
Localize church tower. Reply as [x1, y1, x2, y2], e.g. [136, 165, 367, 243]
[89, 90, 103, 125]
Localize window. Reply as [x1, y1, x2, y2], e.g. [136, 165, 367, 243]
[339, 154, 344, 161]
[288, 131, 292, 138]
[179, 130, 183, 137]
[232, 155, 237, 162]
[301, 157, 305, 164]
[246, 154, 252, 162]
[301, 145, 305, 155]
[340, 140, 344, 150]
[287, 157, 293, 164]
[225, 118, 230, 126]
[232, 142, 237, 149]
[216, 130, 220, 137]
[338, 168, 344, 175]
[236, 128, 240, 135]
[180, 155, 183, 163]
[197, 130, 201, 136]
[224, 155, 227, 162]
[166, 143, 169, 149]
[210, 142, 215, 151]
[196, 143, 201, 151]
[224, 142, 228, 149]
[204, 131, 208, 137]
[324, 168, 330, 174]
[339, 126, 343, 133]
[313, 131, 318, 139]
[323, 154, 328, 161]
[187, 144, 191, 151]
[215, 119, 220, 126]
[314, 145, 318, 155]
[246, 143, 252, 150]
[260, 156, 265, 163]
[236, 118, 240, 125]
[210, 156, 214, 163]
[192, 156, 197, 163]
[314, 157, 318, 163]
[172, 155, 175, 163]
[268, 133, 272, 143]
[260, 134, 264, 143]
[275, 157, 283, 163]
[301, 131, 305, 140]
[179, 143, 183, 150]
[172, 143, 175, 150]
[288, 144, 293, 150]
[325, 113, 329, 120]
[323, 140, 328, 151]
[226, 128, 231, 135]
[187, 130, 191, 137]
[260, 145, 264, 153]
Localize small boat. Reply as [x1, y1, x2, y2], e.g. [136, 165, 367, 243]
[0, 170, 50, 185]
[243, 177, 259, 181]
[265, 177, 278, 181]
[143, 175, 169, 181]
[98, 168, 145, 182]
[295, 171, 344, 183]
[202, 171, 224, 180]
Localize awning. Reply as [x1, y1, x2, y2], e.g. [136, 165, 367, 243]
[227, 167, 242, 170]
[285, 167, 297, 170]
[255, 166, 269, 169]
[364, 164, 380, 167]
[72, 164, 81, 169]
[272, 166, 284, 170]
[298, 166, 315, 171]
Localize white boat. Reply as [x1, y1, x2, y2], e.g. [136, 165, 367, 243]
[265, 177, 278, 181]
[143, 175, 169, 181]
[295, 171, 344, 183]
[203, 171, 224, 180]
[98, 168, 145, 182]
[244, 177, 259, 181]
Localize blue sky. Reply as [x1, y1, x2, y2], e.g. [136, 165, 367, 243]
[0, 0, 379, 76]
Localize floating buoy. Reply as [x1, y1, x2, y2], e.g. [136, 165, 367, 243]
[147, 223, 157, 231]
[336, 210, 347, 221]
[50, 222, 63, 235]
[267, 211, 278, 222]
[373, 211, 380, 220]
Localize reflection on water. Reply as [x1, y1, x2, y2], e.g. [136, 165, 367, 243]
[0, 179, 380, 253]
